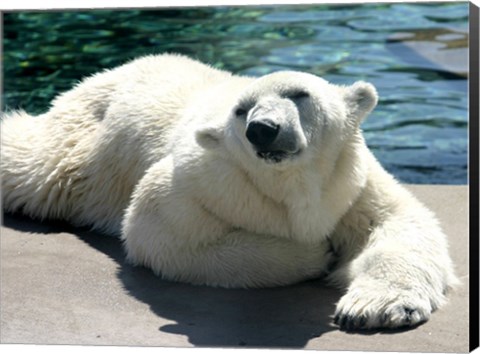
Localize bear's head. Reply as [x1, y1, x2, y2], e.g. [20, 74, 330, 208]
[196, 71, 377, 171]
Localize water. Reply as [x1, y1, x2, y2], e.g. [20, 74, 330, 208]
[2, 3, 469, 184]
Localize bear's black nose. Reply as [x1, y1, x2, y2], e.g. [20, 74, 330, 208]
[246, 120, 280, 148]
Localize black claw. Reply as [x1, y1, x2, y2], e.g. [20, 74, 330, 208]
[359, 315, 367, 328]
[403, 307, 415, 316]
[380, 312, 389, 325]
[403, 307, 416, 324]
[348, 317, 358, 331]
[335, 313, 370, 331]
[340, 315, 354, 330]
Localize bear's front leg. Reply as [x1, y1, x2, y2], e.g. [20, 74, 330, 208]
[122, 156, 333, 288]
[124, 218, 333, 288]
[330, 195, 458, 330]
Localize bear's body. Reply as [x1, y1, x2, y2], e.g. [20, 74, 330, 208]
[1, 54, 457, 330]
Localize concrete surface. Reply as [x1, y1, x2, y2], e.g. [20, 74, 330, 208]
[0, 185, 469, 351]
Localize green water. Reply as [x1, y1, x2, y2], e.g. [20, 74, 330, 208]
[2, 2, 469, 184]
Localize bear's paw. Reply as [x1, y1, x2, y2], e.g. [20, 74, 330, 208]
[333, 282, 435, 331]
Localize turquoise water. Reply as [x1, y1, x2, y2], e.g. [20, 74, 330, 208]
[2, 3, 469, 184]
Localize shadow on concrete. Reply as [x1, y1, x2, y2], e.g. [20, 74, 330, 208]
[119, 266, 340, 348]
[3, 212, 341, 348]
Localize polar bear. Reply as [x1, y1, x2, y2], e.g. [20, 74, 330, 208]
[1, 54, 457, 330]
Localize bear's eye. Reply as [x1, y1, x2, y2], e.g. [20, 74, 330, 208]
[288, 90, 310, 100]
[235, 107, 247, 117]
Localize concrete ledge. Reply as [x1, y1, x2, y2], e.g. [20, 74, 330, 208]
[0, 185, 469, 351]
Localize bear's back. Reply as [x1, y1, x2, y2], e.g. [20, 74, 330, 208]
[1, 54, 236, 234]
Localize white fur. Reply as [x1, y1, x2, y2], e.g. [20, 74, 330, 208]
[1, 54, 458, 329]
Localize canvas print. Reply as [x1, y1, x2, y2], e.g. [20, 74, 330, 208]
[0, 2, 472, 352]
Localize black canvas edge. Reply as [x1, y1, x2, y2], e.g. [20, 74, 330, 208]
[469, 1, 480, 353]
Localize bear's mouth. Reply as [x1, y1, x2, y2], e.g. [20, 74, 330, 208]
[256, 150, 300, 163]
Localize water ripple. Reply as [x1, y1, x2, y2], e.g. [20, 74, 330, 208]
[2, 3, 468, 184]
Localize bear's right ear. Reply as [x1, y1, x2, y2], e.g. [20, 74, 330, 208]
[195, 125, 224, 150]
[344, 81, 378, 126]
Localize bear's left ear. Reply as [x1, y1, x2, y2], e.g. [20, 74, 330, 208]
[344, 81, 378, 126]
[195, 125, 224, 150]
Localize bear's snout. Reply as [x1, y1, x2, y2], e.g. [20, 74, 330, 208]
[246, 119, 280, 149]
[238, 94, 306, 163]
